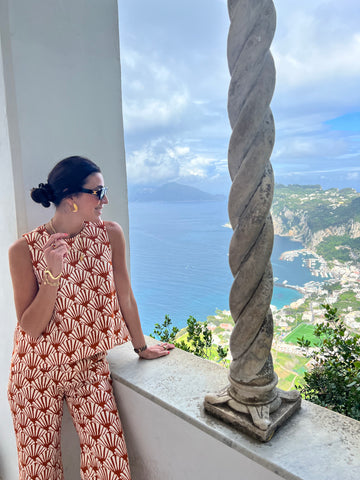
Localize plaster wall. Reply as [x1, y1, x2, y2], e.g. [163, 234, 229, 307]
[0, 0, 129, 240]
[0, 28, 18, 480]
[112, 381, 284, 480]
[0, 1, 129, 478]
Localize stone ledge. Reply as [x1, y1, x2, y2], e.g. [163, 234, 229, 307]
[107, 337, 360, 480]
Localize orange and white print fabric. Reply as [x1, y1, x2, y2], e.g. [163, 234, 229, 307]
[12, 221, 130, 370]
[8, 353, 131, 479]
[8, 221, 132, 479]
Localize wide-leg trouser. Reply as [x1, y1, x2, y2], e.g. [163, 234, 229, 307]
[8, 353, 131, 480]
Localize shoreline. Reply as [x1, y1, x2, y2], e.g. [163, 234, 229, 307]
[212, 233, 360, 333]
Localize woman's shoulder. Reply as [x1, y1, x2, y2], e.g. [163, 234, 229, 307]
[9, 224, 47, 259]
[9, 237, 31, 263]
[103, 221, 125, 249]
[103, 220, 124, 235]
[9, 236, 28, 251]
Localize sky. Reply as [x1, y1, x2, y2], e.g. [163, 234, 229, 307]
[118, 0, 360, 194]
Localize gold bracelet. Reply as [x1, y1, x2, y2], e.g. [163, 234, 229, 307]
[44, 269, 62, 280]
[42, 270, 60, 287]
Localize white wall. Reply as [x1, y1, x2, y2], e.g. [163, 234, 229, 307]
[0, 26, 19, 480]
[0, 0, 129, 239]
[0, 1, 128, 478]
[112, 381, 283, 480]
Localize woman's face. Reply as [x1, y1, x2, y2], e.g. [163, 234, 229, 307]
[74, 172, 109, 221]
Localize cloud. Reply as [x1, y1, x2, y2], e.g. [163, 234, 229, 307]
[272, 0, 360, 116]
[168, 146, 190, 157]
[119, 1, 360, 191]
[269, 0, 360, 188]
[126, 138, 227, 185]
[273, 127, 348, 159]
[273, 10, 360, 82]
[179, 155, 221, 179]
[124, 92, 189, 131]
[121, 49, 190, 132]
[126, 140, 178, 184]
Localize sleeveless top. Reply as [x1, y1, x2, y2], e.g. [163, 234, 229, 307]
[11, 221, 130, 370]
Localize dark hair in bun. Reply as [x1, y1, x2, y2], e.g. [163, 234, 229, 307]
[30, 183, 55, 208]
[30, 156, 101, 207]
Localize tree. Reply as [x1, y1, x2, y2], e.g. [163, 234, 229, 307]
[151, 314, 179, 343]
[151, 315, 228, 364]
[296, 304, 360, 420]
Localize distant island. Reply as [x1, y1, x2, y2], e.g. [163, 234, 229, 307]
[128, 182, 226, 203]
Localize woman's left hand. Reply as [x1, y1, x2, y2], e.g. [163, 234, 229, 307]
[138, 343, 175, 360]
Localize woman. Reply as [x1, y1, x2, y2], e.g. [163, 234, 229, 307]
[8, 156, 173, 480]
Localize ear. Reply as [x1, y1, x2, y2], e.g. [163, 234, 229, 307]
[65, 196, 75, 208]
[66, 193, 81, 202]
[64, 195, 78, 213]
[61, 199, 69, 214]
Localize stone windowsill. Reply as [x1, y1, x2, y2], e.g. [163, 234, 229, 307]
[107, 337, 360, 480]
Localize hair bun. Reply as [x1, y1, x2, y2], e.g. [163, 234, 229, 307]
[30, 183, 55, 208]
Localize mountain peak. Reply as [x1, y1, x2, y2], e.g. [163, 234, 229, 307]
[129, 182, 226, 203]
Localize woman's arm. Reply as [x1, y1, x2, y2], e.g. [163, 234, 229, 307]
[9, 233, 68, 339]
[106, 221, 173, 359]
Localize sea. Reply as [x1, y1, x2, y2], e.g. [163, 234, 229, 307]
[128, 200, 320, 335]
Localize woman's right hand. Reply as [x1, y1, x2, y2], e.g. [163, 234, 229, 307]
[43, 233, 69, 276]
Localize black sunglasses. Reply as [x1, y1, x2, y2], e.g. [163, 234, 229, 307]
[78, 186, 108, 200]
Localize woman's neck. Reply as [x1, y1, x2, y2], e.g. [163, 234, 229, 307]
[48, 214, 85, 238]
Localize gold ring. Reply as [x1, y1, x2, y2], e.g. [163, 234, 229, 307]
[52, 243, 57, 249]
[162, 344, 167, 350]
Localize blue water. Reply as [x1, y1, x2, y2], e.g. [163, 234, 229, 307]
[129, 201, 318, 334]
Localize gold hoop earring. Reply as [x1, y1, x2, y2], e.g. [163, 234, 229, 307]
[72, 203, 78, 213]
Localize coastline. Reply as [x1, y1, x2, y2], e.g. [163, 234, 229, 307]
[219, 224, 359, 332]
[206, 233, 360, 365]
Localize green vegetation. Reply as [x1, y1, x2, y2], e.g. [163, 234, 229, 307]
[316, 235, 360, 263]
[279, 293, 327, 318]
[273, 184, 359, 217]
[323, 282, 342, 293]
[306, 198, 360, 232]
[277, 285, 360, 322]
[151, 314, 180, 343]
[297, 305, 360, 421]
[207, 309, 234, 327]
[334, 291, 360, 314]
[151, 311, 310, 390]
[151, 315, 228, 364]
[272, 185, 360, 263]
[284, 323, 320, 347]
[272, 350, 309, 391]
[340, 187, 358, 195]
[152, 302, 360, 417]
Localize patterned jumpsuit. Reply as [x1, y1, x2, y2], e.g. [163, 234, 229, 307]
[8, 221, 132, 480]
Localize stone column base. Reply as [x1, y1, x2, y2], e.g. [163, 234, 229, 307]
[204, 387, 301, 442]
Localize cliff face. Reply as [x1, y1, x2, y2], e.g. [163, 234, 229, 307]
[306, 221, 360, 248]
[272, 210, 360, 248]
[272, 209, 308, 240]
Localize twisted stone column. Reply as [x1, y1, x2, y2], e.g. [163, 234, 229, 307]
[204, 0, 300, 442]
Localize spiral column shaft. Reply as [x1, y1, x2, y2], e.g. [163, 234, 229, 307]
[204, 0, 301, 442]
